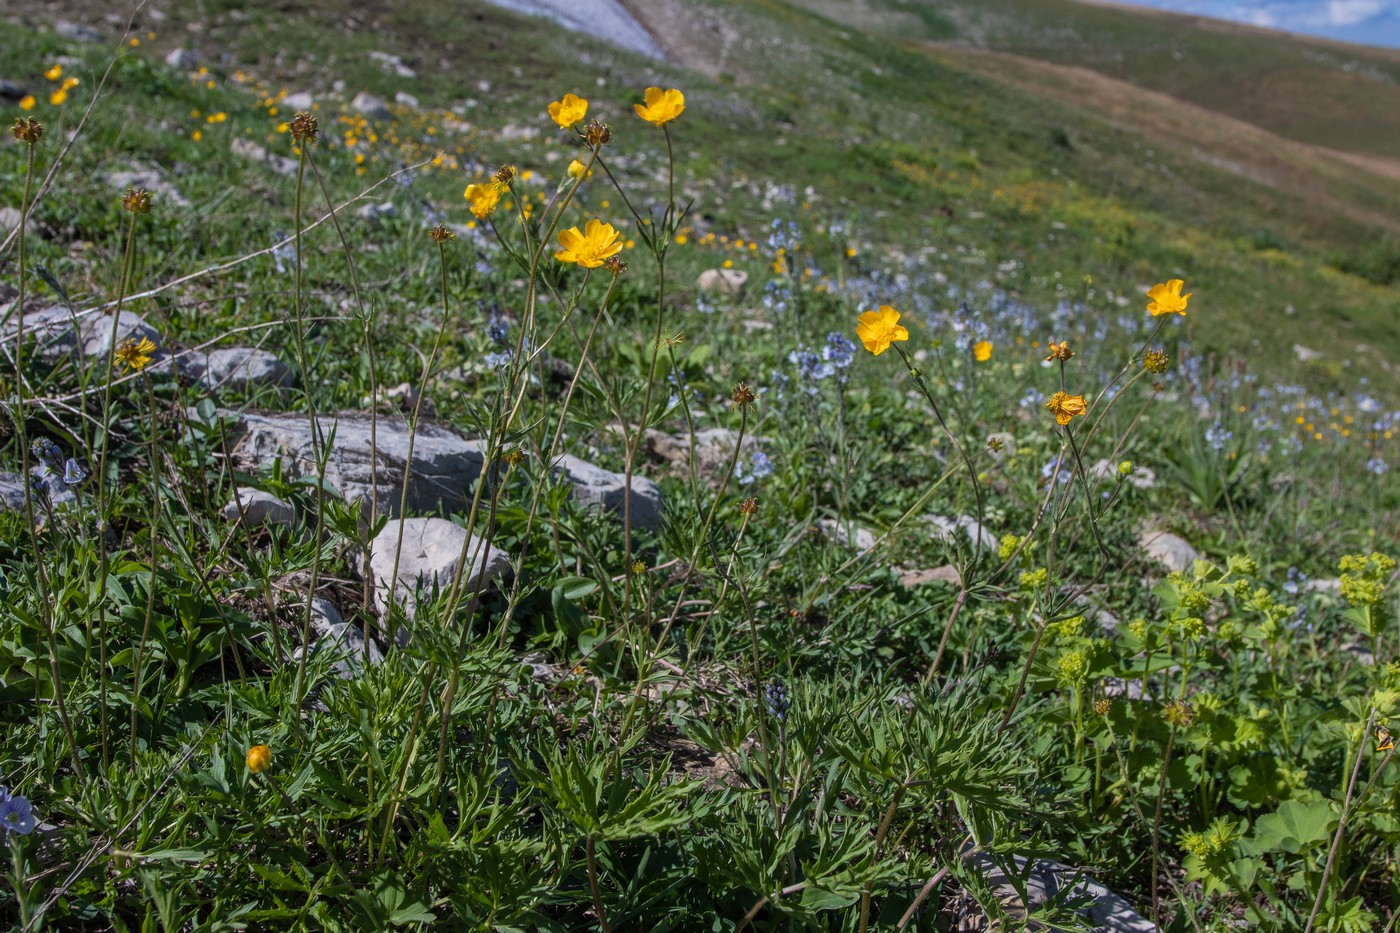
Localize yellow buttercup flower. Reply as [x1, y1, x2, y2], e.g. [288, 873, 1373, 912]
[1146, 278, 1191, 316]
[548, 92, 588, 129]
[567, 159, 590, 179]
[463, 183, 501, 219]
[44, 64, 61, 81]
[246, 744, 272, 773]
[18, 95, 35, 111]
[1045, 391, 1088, 426]
[633, 87, 685, 127]
[114, 336, 157, 373]
[973, 340, 992, 362]
[554, 219, 624, 268]
[855, 305, 909, 356]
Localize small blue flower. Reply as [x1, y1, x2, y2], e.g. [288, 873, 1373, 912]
[764, 680, 790, 721]
[30, 438, 61, 468]
[1367, 457, 1389, 476]
[0, 788, 37, 836]
[483, 351, 512, 371]
[822, 332, 856, 370]
[735, 451, 774, 486]
[1204, 422, 1232, 452]
[62, 459, 88, 487]
[1041, 455, 1072, 486]
[487, 318, 511, 346]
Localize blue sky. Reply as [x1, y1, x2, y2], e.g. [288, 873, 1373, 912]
[1114, 0, 1400, 48]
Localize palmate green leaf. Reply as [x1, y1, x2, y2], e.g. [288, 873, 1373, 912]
[1243, 799, 1335, 855]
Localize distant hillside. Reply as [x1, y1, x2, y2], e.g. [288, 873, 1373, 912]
[7, 0, 1400, 391]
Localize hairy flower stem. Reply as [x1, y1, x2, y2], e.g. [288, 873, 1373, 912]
[1303, 711, 1376, 933]
[288, 144, 332, 736]
[130, 376, 163, 764]
[586, 834, 612, 933]
[1151, 723, 1179, 929]
[11, 137, 83, 782]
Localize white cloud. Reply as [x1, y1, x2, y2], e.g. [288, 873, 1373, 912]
[1230, 5, 1277, 26]
[1326, 0, 1385, 26]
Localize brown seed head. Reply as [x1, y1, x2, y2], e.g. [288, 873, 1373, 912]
[731, 382, 756, 407]
[428, 224, 457, 243]
[1163, 700, 1195, 728]
[493, 164, 518, 188]
[1093, 698, 1111, 718]
[11, 117, 43, 144]
[739, 497, 760, 516]
[121, 187, 153, 214]
[1045, 340, 1074, 363]
[288, 111, 319, 143]
[582, 120, 612, 148]
[1143, 348, 1169, 374]
[603, 255, 627, 277]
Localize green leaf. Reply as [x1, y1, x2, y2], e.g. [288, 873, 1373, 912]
[1244, 799, 1334, 855]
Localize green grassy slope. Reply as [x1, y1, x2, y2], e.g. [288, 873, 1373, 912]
[5, 0, 1400, 395]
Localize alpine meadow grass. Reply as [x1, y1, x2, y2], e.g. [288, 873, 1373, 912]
[0, 5, 1398, 931]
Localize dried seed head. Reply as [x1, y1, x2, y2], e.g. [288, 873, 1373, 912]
[11, 117, 43, 144]
[502, 448, 527, 467]
[1143, 348, 1169, 374]
[288, 111, 319, 143]
[493, 164, 518, 188]
[731, 382, 756, 407]
[603, 255, 627, 277]
[1045, 340, 1074, 363]
[739, 497, 760, 516]
[121, 187, 153, 214]
[582, 120, 611, 148]
[428, 224, 457, 243]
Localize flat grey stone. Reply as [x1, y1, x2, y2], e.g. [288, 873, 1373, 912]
[78, 310, 162, 361]
[230, 138, 299, 177]
[552, 454, 662, 531]
[221, 487, 294, 527]
[1138, 529, 1199, 574]
[56, 20, 103, 41]
[292, 598, 382, 679]
[1091, 458, 1156, 490]
[899, 565, 961, 587]
[970, 854, 1154, 931]
[368, 51, 416, 79]
[818, 519, 877, 552]
[696, 268, 748, 297]
[0, 306, 79, 362]
[104, 169, 190, 207]
[164, 47, 201, 69]
[0, 472, 29, 511]
[350, 91, 392, 122]
[179, 347, 292, 391]
[369, 517, 509, 618]
[355, 201, 398, 222]
[0, 206, 39, 239]
[223, 410, 487, 516]
[646, 427, 765, 478]
[925, 514, 996, 553]
[282, 92, 314, 111]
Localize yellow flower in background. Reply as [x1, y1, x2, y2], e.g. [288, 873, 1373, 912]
[1146, 278, 1191, 316]
[44, 64, 62, 81]
[1045, 391, 1088, 426]
[567, 159, 590, 179]
[856, 305, 909, 356]
[634, 86, 685, 127]
[973, 340, 993, 362]
[49, 88, 68, 106]
[18, 95, 35, 111]
[548, 92, 588, 129]
[554, 219, 624, 268]
[114, 336, 157, 373]
[246, 744, 272, 773]
[463, 183, 501, 219]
